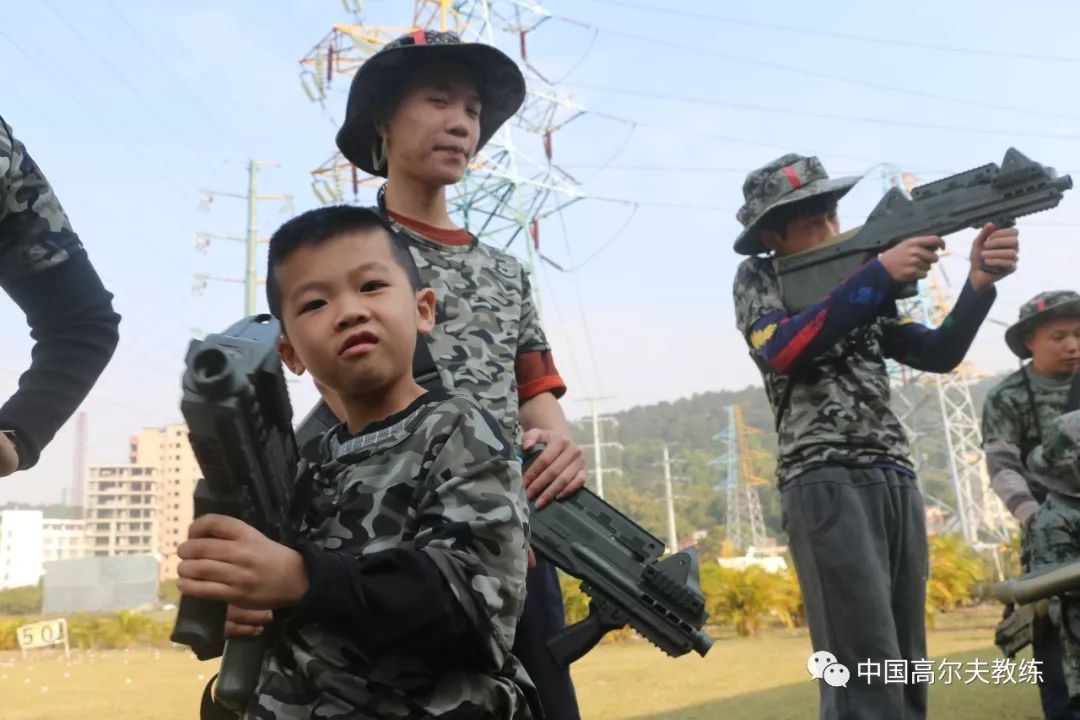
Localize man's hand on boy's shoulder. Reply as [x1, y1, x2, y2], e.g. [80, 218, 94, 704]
[521, 428, 587, 509]
[176, 514, 309, 610]
[968, 222, 1019, 292]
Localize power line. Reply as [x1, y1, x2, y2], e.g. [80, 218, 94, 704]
[41, 0, 233, 186]
[556, 211, 605, 396]
[570, 81, 1080, 141]
[550, 15, 1080, 124]
[573, 0, 1080, 64]
[103, 0, 253, 160]
[537, 258, 586, 394]
[552, 201, 639, 272]
[0, 25, 203, 217]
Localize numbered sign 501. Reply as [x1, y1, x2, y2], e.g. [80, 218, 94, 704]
[16, 618, 69, 655]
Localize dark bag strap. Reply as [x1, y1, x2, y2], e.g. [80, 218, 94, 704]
[1067, 368, 1080, 413]
[1021, 364, 1046, 445]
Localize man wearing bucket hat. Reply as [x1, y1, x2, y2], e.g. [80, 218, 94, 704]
[278, 29, 583, 719]
[983, 290, 1080, 718]
[732, 154, 1019, 720]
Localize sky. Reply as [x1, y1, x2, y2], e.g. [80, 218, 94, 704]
[2, 0, 1080, 504]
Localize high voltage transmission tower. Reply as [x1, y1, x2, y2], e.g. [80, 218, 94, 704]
[881, 167, 1011, 545]
[297, 0, 585, 270]
[711, 405, 768, 551]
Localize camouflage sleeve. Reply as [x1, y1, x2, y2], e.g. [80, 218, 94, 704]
[1029, 410, 1080, 493]
[732, 257, 785, 339]
[415, 397, 529, 669]
[0, 117, 82, 283]
[982, 388, 1040, 525]
[515, 264, 550, 354]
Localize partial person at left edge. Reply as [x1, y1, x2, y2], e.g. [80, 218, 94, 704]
[0, 115, 121, 476]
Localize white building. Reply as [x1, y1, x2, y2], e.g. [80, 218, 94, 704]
[42, 518, 88, 562]
[129, 425, 200, 579]
[85, 465, 161, 559]
[0, 510, 44, 589]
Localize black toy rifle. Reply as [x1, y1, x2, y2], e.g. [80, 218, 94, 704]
[775, 149, 1072, 313]
[170, 314, 299, 713]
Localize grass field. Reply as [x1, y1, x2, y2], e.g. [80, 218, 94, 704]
[0, 606, 1046, 719]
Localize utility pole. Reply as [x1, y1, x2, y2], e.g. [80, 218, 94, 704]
[195, 160, 292, 315]
[662, 442, 678, 552]
[578, 396, 622, 499]
[72, 412, 87, 517]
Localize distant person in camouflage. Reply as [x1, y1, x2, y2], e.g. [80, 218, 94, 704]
[0, 116, 120, 476]
[984, 290, 1080, 717]
[177, 206, 534, 719]
[732, 154, 1019, 720]
[327, 30, 585, 719]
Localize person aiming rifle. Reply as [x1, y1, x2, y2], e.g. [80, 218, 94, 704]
[732, 153, 1021, 720]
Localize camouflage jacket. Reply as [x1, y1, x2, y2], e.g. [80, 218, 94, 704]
[386, 218, 550, 447]
[0, 116, 82, 282]
[733, 256, 913, 483]
[249, 391, 533, 720]
[983, 367, 1078, 517]
[1029, 409, 1080, 492]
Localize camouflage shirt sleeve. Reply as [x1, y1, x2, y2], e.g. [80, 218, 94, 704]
[415, 399, 530, 670]
[982, 387, 1040, 525]
[516, 264, 550, 355]
[0, 117, 120, 470]
[1028, 410, 1080, 494]
[0, 117, 82, 282]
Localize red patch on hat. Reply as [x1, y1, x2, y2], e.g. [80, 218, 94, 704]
[411, 30, 427, 45]
[782, 166, 803, 189]
[1037, 299, 1048, 311]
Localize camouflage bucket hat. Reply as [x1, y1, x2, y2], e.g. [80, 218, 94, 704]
[336, 30, 526, 178]
[1006, 290, 1080, 359]
[733, 154, 860, 255]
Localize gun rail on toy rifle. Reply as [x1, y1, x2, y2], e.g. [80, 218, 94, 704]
[994, 563, 1080, 606]
[169, 314, 299, 714]
[522, 444, 713, 667]
[775, 149, 1072, 313]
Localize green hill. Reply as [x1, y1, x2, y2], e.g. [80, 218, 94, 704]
[569, 374, 1007, 555]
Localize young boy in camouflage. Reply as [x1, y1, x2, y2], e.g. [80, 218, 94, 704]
[176, 206, 534, 719]
[984, 290, 1080, 717]
[732, 154, 1019, 720]
[312, 30, 585, 719]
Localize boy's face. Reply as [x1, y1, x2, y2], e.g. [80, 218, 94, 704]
[381, 61, 482, 186]
[761, 210, 841, 256]
[275, 229, 435, 397]
[1027, 316, 1080, 376]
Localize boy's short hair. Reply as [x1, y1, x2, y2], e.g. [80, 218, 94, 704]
[757, 194, 839, 240]
[266, 205, 421, 319]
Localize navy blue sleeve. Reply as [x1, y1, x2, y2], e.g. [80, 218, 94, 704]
[747, 258, 900, 375]
[290, 542, 483, 665]
[0, 251, 120, 468]
[881, 279, 996, 372]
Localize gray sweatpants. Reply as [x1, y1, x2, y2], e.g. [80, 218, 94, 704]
[782, 465, 929, 720]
